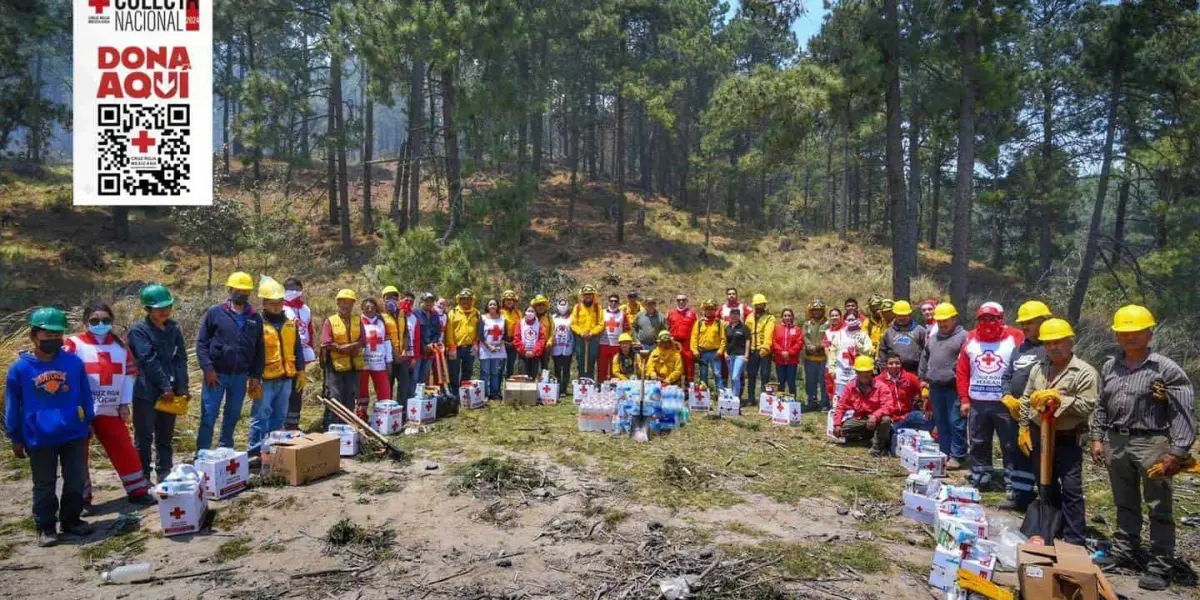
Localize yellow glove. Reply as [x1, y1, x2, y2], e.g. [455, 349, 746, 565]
[921, 386, 930, 400]
[957, 568, 1014, 600]
[1152, 379, 1168, 404]
[1001, 395, 1022, 420]
[1149, 455, 1198, 479]
[1018, 425, 1033, 457]
[1030, 389, 1060, 413]
[295, 371, 306, 393]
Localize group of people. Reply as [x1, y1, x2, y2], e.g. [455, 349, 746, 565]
[3, 276, 1195, 592]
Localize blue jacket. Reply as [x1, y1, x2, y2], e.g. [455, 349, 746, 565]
[128, 317, 190, 400]
[412, 307, 442, 353]
[196, 302, 265, 377]
[4, 350, 94, 449]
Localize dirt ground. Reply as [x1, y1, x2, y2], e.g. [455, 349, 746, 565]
[0, 402, 1197, 600]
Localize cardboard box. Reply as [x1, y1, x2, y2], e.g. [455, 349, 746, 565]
[902, 489, 938, 525]
[1018, 543, 1118, 600]
[459, 380, 486, 409]
[270, 433, 341, 486]
[406, 396, 436, 425]
[772, 399, 803, 426]
[900, 446, 947, 477]
[504, 379, 540, 406]
[538, 381, 559, 405]
[371, 401, 404, 435]
[326, 424, 360, 456]
[195, 448, 249, 500]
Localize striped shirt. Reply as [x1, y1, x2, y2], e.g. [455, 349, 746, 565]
[1094, 352, 1196, 456]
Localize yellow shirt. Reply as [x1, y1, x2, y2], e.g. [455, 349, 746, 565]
[648, 345, 683, 384]
[690, 317, 727, 355]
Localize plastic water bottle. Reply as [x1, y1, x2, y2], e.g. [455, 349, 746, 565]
[102, 562, 153, 584]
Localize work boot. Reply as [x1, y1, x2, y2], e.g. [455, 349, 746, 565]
[61, 520, 94, 537]
[945, 458, 962, 471]
[1139, 571, 1170, 591]
[128, 493, 157, 507]
[36, 529, 58, 548]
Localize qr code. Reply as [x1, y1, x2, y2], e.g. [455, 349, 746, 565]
[96, 104, 191, 196]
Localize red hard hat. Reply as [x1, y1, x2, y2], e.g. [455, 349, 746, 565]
[977, 302, 1004, 318]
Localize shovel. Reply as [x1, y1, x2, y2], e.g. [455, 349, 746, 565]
[632, 354, 651, 442]
[1021, 408, 1061, 543]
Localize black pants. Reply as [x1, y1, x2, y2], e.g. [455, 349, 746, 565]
[391, 361, 412, 402]
[284, 377, 303, 430]
[506, 346, 518, 378]
[745, 353, 773, 405]
[322, 369, 360, 428]
[133, 395, 176, 481]
[1033, 428, 1086, 545]
[29, 438, 87, 531]
[968, 402, 1020, 490]
[521, 356, 541, 377]
[553, 355, 571, 394]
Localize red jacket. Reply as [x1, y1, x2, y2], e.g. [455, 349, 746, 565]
[770, 322, 804, 366]
[513, 321, 547, 358]
[667, 308, 698, 343]
[876, 370, 921, 418]
[833, 379, 896, 427]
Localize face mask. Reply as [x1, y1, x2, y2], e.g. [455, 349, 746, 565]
[89, 323, 113, 339]
[525, 310, 537, 323]
[231, 292, 249, 305]
[385, 300, 399, 314]
[400, 298, 413, 313]
[38, 339, 63, 355]
[284, 290, 303, 302]
[558, 303, 569, 315]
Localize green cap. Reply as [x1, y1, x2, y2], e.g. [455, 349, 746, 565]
[29, 307, 68, 332]
[140, 284, 175, 308]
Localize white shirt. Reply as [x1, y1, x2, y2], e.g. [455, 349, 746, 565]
[65, 333, 135, 417]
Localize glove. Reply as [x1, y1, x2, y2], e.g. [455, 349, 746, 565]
[1001, 395, 1022, 420]
[921, 386, 930, 400]
[1152, 379, 1168, 404]
[295, 371, 306, 393]
[1149, 455, 1198, 479]
[1018, 425, 1033, 457]
[1030, 389, 1060, 414]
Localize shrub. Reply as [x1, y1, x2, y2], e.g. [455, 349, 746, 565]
[366, 223, 478, 295]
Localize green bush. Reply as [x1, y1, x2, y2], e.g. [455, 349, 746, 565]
[366, 223, 478, 295]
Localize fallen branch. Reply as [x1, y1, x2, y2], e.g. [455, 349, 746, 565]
[0, 565, 41, 572]
[762, 439, 789, 451]
[821, 462, 878, 473]
[424, 565, 475, 586]
[133, 566, 242, 584]
[291, 567, 363, 579]
[730, 555, 784, 581]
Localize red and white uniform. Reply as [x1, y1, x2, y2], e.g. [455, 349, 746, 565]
[720, 302, 751, 325]
[598, 308, 627, 381]
[64, 333, 148, 501]
[283, 297, 317, 363]
[479, 314, 508, 360]
[955, 328, 1023, 405]
[514, 317, 546, 358]
[358, 315, 394, 405]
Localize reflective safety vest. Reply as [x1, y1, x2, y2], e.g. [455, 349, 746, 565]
[328, 315, 364, 372]
[263, 320, 298, 380]
[382, 313, 404, 357]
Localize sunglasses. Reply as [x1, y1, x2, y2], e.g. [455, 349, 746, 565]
[88, 318, 113, 325]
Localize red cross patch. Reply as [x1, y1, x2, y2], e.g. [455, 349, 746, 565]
[424, 401, 433, 411]
[86, 351, 124, 386]
[975, 350, 1004, 375]
[542, 385, 551, 393]
[487, 324, 504, 339]
[225, 459, 240, 475]
[365, 329, 385, 351]
[170, 507, 186, 519]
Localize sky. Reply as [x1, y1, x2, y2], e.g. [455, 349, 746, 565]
[728, 1, 831, 52]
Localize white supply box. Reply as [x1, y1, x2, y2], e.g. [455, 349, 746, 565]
[772, 398, 803, 426]
[406, 396, 437, 425]
[460, 379, 486, 409]
[326, 423, 360, 456]
[900, 445, 947, 477]
[759, 392, 775, 416]
[573, 378, 597, 405]
[538, 380, 559, 405]
[154, 465, 209, 537]
[690, 384, 712, 410]
[195, 448, 249, 500]
[372, 401, 405, 435]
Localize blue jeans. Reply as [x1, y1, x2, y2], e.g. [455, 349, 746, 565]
[698, 351, 725, 390]
[929, 383, 967, 459]
[804, 360, 829, 407]
[448, 347, 475, 395]
[198, 372, 249, 451]
[412, 358, 431, 393]
[249, 378, 292, 453]
[746, 353, 773, 402]
[775, 364, 798, 395]
[480, 358, 505, 398]
[728, 355, 747, 397]
[573, 335, 600, 379]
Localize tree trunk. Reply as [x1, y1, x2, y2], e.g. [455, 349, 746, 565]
[27, 51, 42, 162]
[333, 58, 351, 248]
[616, 85, 626, 243]
[1114, 164, 1130, 258]
[906, 87, 923, 288]
[207, 254, 214, 293]
[393, 139, 406, 226]
[1068, 68, 1122, 323]
[1037, 83, 1054, 283]
[223, 41, 233, 175]
[327, 66, 338, 226]
[517, 48, 529, 173]
[884, 0, 909, 299]
[841, 103, 850, 236]
[950, 4, 978, 312]
[825, 126, 836, 230]
[362, 66, 374, 235]
[247, 22, 260, 182]
[440, 58, 462, 242]
[568, 108, 580, 228]
[408, 60, 425, 229]
[930, 146, 941, 249]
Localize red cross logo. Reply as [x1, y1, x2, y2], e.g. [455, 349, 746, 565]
[579, 385, 589, 395]
[409, 405, 417, 416]
[791, 408, 799, 417]
[376, 418, 383, 427]
[606, 316, 623, 332]
[487, 324, 504, 339]
[976, 350, 1004, 375]
[169, 507, 186, 519]
[225, 459, 240, 475]
[543, 385, 551, 393]
[925, 462, 938, 471]
[131, 130, 156, 153]
[424, 401, 433, 411]
[841, 347, 857, 363]
[85, 351, 123, 386]
[88, 0, 110, 14]
[915, 505, 924, 513]
[365, 329, 384, 351]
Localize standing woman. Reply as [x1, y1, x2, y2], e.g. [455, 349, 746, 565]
[550, 299, 575, 396]
[771, 308, 804, 395]
[514, 307, 547, 377]
[478, 299, 508, 400]
[65, 301, 154, 508]
[724, 308, 752, 398]
[358, 298, 394, 415]
[127, 284, 189, 484]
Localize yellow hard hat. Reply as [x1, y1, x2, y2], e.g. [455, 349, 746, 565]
[226, 272, 254, 291]
[752, 294, 768, 306]
[618, 332, 634, 344]
[381, 285, 400, 297]
[258, 277, 285, 301]
[853, 355, 876, 372]
[657, 331, 673, 343]
[336, 289, 357, 302]
[933, 302, 958, 321]
[701, 299, 718, 309]
[457, 288, 474, 299]
[1112, 305, 1156, 332]
[580, 285, 597, 295]
[502, 289, 518, 300]
[1039, 318, 1076, 341]
[892, 300, 913, 316]
[1016, 300, 1052, 324]
[532, 294, 549, 306]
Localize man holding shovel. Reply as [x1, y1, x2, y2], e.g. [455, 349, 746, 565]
[1016, 318, 1097, 547]
[1091, 305, 1195, 591]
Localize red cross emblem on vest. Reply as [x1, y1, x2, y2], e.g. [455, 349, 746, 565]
[86, 351, 124, 386]
[225, 459, 240, 475]
[606, 316, 622, 332]
[976, 350, 1003, 375]
[365, 329, 385, 351]
[487, 323, 504, 339]
[170, 507, 186, 519]
[842, 347, 857, 364]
